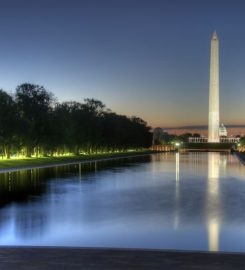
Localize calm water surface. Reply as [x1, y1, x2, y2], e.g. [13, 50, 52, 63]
[0, 152, 245, 252]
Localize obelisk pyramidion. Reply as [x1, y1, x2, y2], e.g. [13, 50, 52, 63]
[208, 31, 220, 143]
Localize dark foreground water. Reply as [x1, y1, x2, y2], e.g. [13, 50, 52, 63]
[0, 152, 245, 252]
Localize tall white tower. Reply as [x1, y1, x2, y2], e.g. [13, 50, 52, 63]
[208, 31, 220, 143]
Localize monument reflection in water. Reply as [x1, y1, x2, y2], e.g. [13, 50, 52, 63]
[207, 152, 221, 252]
[175, 152, 222, 251]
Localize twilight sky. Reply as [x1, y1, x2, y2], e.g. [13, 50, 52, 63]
[0, 0, 245, 128]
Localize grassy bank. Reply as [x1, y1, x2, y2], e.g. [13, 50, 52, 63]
[0, 150, 154, 171]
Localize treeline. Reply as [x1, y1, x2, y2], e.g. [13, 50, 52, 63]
[240, 137, 245, 145]
[153, 128, 202, 145]
[0, 83, 152, 158]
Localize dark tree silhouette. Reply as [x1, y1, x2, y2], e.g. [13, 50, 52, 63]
[15, 83, 54, 157]
[0, 90, 20, 158]
[0, 84, 152, 158]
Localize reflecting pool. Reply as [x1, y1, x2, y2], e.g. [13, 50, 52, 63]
[0, 152, 245, 252]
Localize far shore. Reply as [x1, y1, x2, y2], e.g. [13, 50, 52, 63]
[1, 150, 243, 174]
[0, 150, 157, 173]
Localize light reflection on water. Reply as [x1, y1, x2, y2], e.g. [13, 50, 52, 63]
[207, 152, 220, 252]
[0, 153, 245, 251]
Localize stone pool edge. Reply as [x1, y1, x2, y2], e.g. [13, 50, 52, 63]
[0, 247, 245, 269]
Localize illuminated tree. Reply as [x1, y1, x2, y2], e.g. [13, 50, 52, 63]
[15, 83, 54, 157]
[0, 90, 20, 158]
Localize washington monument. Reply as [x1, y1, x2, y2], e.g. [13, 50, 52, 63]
[208, 31, 220, 143]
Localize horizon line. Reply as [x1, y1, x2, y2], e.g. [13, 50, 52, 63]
[162, 124, 245, 130]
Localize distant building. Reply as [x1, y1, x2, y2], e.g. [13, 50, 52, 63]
[189, 123, 240, 143]
[219, 123, 227, 137]
[189, 136, 208, 143]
